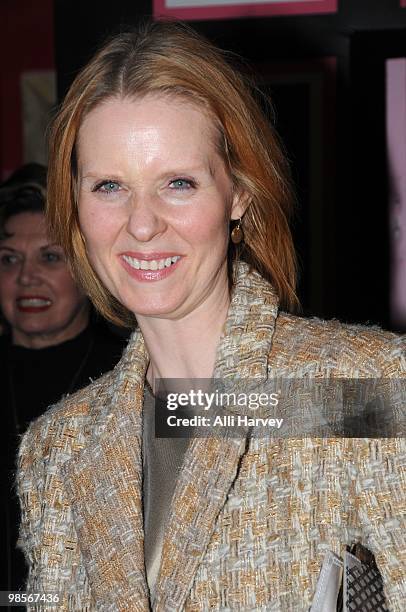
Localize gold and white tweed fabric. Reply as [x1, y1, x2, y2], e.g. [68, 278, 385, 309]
[17, 263, 405, 611]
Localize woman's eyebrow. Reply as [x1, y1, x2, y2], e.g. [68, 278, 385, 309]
[80, 173, 123, 180]
[40, 243, 60, 250]
[156, 163, 213, 179]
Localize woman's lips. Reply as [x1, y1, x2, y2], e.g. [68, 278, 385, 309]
[119, 252, 183, 281]
[16, 296, 52, 313]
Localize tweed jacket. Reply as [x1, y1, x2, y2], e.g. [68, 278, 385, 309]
[17, 263, 405, 611]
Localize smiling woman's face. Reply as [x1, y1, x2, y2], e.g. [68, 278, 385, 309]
[77, 94, 245, 322]
[0, 212, 89, 348]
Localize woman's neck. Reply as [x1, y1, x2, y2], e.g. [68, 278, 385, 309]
[137, 284, 230, 385]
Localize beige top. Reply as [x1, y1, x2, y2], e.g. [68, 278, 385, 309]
[142, 385, 189, 603]
[16, 263, 406, 611]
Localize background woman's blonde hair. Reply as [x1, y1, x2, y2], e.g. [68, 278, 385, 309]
[47, 20, 299, 327]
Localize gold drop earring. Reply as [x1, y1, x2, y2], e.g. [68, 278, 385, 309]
[231, 218, 244, 244]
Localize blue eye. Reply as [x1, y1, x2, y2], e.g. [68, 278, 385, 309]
[42, 251, 62, 263]
[169, 178, 194, 191]
[93, 180, 121, 193]
[0, 253, 19, 266]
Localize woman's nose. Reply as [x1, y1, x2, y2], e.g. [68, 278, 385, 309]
[17, 258, 42, 286]
[125, 194, 167, 242]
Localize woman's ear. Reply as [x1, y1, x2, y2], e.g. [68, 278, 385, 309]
[230, 188, 251, 220]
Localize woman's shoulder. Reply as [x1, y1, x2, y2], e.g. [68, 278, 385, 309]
[272, 311, 405, 377]
[18, 329, 145, 468]
[18, 368, 116, 467]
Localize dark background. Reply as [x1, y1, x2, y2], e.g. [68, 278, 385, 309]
[2, 0, 406, 330]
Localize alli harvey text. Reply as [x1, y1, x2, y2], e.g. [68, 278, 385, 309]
[153, 377, 405, 439]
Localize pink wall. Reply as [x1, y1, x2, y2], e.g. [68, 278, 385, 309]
[0, 0, 54, 179]
[386, 58, 406, 328]
[154, 0, 337, 21]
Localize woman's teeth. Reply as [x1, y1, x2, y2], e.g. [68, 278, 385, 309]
[17, 298, 52, 307]
[123, 255, 181, 271]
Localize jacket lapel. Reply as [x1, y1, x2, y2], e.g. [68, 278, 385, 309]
[62, 331, 151, 611]
[62, 263, 279, 611]
[154, 264, 279, 610]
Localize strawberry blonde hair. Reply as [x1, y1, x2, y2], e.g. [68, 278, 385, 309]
[47, 20, 298, 326]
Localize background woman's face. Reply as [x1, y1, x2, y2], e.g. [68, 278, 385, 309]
[0, 212, 89, 348]
[77, 95, 244, 322]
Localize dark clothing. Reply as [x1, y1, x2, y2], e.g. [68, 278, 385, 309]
[1, 321, 127, 592]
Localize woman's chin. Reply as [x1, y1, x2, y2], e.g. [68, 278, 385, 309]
[126, 299, 187, 321]
[136, 310, 187, 322]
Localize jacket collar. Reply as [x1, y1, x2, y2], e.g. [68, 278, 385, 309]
[63, 262, 279, 610]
